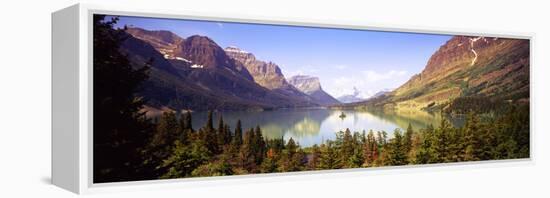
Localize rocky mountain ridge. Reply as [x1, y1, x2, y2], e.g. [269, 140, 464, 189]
[288, 75, 340, 105]
[336, 35, 530, 112]
[123, 27, 342, 111]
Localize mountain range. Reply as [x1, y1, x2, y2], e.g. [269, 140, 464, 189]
[121, 26, 528, 113]
[333, 36, 530, 112]
[122, 27, 339, 112]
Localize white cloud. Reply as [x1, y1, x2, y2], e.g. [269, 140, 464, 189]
[334, 65, 348, 70]
[362, 70, 408, 82]
[283, 65, 319, 78]
[324, 69, 408, 99]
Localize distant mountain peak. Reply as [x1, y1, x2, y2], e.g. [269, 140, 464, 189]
[337, 86, 366, 103]
[288, 75, 340, 105]
[287, 75, 321, 94]
[186, 35, 214, 41]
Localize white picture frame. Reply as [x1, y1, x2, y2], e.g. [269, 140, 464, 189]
[52, 3, 534, 194]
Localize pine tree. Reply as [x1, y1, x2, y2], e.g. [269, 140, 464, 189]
[239, 128, 256, 172]
[341, 128, 355, 167]
[348, 131, 364, 168]
[159, 139, 211, 179]
[385, 129, 408, 166]
[150, 112, 179, 160]
[184, 111, 193, 132]
[462, 112, 480, 161]
[92, 15, 154, 183]
[432, 119, 452, 163]
[260, 148, 279, 173]
[308, 144, 321, 170]
[254, 126, 266, 165]
[203, 110, 218, 154]
[286, 138, 298, 156]
[224, 124, 232, 146]
[206, 110, 214, 131]
[414, 126, 433, 164]
[318, 141, 341, 169]
[216, 115, 225, 148]
[277, 138, 304, 172]
[404, 123, 414, 154]
[232, 120, 243, 146]
[363, 130, 379, 166]
[176, 112, 190, 143]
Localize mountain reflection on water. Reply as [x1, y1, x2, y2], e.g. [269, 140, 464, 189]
[188, 108, 463, 147]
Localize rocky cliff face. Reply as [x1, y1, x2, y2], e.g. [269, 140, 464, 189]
[288, 75, 340, 105]
[384, 36, 529, 111]
[224, 46, 322, 106]
[123, 28, 322, 110]
[126, 27, 184, 59]
[224, 46, 287, 89]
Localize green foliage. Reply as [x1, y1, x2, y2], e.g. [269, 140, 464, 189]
[231, 120, 243, 147]
[318, 141, 341, 169]
[362, 130, 379, 167]
[97, 99, 528, 181]
[191, 160, 233, 177]
[159, 140, 211, 179]
[404, 123, 414, 155]
[384, 129, 408, 166]
[93, 15, 154, 183]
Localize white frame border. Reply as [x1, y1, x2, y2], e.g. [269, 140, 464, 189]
[52, 3, 535, 194]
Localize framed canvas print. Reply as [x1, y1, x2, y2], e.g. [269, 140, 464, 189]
[52, 4, 533, 194]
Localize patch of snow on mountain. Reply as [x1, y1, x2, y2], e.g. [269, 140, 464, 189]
[191, 64, 204, 68]
[225, 46, 249, 54]
[175, 57, 192, 63]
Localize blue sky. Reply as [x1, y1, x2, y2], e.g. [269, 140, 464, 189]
[112, 15, 451, 99]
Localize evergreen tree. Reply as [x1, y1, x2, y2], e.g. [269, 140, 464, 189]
[363, 130, 379, 166]
[206, 110, 214, 130]
[176, 112, 189, 143]
[277, 138, 305, 172]
[260, 148, 279, 173]
[254, 126, 266, 165]
[318, 141, 341, 169]
[151, 112, 178, 148]
[224, 124, 232, 145]
[239, 128, 256, 172]
[232, 120, 243, 146]
[404, 123, 414, 154]
[159, 139, 211, 179]
[341, 128, 355, 167]
[414, 126, 434, 164]
[432, 119, 452, 163]
[216, 115, 225, 147]
[377, 131, 388, 146]
[286, 138, 298, 156]
[462, 112, 480, 161]
[184, 111, 193, 132]
[384, 129, 408, 166]
[347, 131, 364, 168]
[202, 110, 218, 154]
[92, 15, 154, 183]
[308, 144, 321, 170]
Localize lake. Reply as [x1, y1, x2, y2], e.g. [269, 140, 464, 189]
[188, 108, 464, 147]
